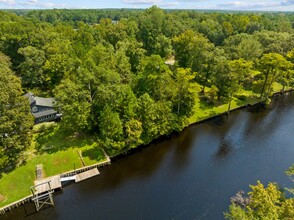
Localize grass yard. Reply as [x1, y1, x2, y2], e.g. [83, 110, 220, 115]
[189, 83, 284, 124]
[0, 123, 106, 208]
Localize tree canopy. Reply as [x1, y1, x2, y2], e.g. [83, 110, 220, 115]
[0, 8, 293, 164]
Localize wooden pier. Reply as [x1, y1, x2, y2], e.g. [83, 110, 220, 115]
[75, 168, 100, 182]
[0, 153, 111, 215]
[31, 181, 55, 211]
[34, 175, 62, 194]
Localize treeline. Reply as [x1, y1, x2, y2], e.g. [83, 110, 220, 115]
[0, 7, 293, 167]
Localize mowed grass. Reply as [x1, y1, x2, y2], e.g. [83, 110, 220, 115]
[0, 123, 105, 208]
[189, 83, 284, 124]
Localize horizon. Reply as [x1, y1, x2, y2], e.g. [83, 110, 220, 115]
[0, 0, 293, 12]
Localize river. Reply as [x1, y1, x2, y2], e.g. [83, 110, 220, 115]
[3, 93, 294, 220]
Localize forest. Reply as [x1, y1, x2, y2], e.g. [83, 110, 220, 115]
[0, 7, 294, 172]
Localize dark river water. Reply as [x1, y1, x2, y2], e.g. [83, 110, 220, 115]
[4, 93, 294, 220]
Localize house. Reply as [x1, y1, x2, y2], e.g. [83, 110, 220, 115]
[24, 92, 62, 124]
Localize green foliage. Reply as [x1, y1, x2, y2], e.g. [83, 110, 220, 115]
[225, 180, 294, 220]
[173, 68, 197, 118]
[0, 52, 34, 171]
[125, 119, 143, 148]
[18, 46, 46, 88]
[224, 33, 263, 60]
[285, 164, 294, 195]
[258, 53, 291, 99]
[0, 8, 293, 158]
[99, 105, 123, 142]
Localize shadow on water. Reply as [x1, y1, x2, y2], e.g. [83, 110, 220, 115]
[215, 139, 232, 159]
[172, 128, 197, 169]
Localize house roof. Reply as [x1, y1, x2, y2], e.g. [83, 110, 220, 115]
[35, 97, 55, 107]
[24, 92, 36, 105]
[24, 92, 55, 107]
[33, 109, 57, 118]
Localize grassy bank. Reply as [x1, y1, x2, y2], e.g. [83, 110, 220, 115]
[0, 83, 286, 208]
[189, 83, 283, 124]
[0, 123, 106, 207]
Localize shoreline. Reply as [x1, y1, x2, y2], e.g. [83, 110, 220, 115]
[1, 88, 293, 214]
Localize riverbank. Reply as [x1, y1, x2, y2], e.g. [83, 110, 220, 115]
[108, 87, 293, 161]
[0, 86, 292, 213]
[4, 90, 294, 220]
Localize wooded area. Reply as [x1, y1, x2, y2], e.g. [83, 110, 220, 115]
[0, 7, 293, 172]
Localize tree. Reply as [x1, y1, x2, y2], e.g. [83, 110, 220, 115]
[136, 93, 173, 144]
[42, 38, 78, 88]
[137, 6, 166, 55]
[0, 53, 34, 171]
[125, 119, 143, 148]
[18, 46, 46, 89]
[226, 59, 255, 112]
[225, 181, 294, 220]
[168, 68, 197, 130]
[258, 53, 289, 99]
[198, 18, 224, 45]
[116, 39, 146, 73]
[224, 33, 263, 60]
[135, 55, 176, 102]
[255, 30, 294, 56]
[154, 34, 173, 59]
[99, 105, 123, 142]
[173, 30, 214, 73]
[54, 77, 91, 133]
[211, 56, 230, 100]
[285, 164, 294, 195]
[197, 47, 225, 93]
[173, 68, 197, 121]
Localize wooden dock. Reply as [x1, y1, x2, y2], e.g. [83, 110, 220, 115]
[34, 175, 62, 194]
[0, 151, 111, 215]
[75, 168, 99, 182]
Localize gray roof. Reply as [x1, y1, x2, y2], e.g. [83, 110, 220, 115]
[35, 97, 55, 107]
[33, 109, 57, 118]
[24, 92, 55, 107]
[24, 92, 36, 105]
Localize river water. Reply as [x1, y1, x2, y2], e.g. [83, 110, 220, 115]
[4, 93, 294, 220]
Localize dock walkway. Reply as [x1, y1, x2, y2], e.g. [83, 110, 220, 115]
[34, 175, 62, 194]
[75, 168, 99, 182]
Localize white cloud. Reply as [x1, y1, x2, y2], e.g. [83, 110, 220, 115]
[281, 0, 294, 5]
[122, 0, 179, 7]
[123, 0, 161, 4]
[0, 0, 16, 5]
[217, 0, 294, 10]
[19, 0, 66, 8]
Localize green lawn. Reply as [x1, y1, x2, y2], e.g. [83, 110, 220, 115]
[0, 123, 106, 208]
[189, 83, 284, 124]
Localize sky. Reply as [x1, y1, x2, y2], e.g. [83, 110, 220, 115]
[0, 0, 293, 11]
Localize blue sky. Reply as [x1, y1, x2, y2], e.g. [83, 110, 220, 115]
[0, 0, 293, 11]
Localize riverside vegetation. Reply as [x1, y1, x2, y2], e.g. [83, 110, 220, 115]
[0, 7, 293, 214]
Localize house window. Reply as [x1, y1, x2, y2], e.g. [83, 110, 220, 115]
[32, 106, 38, 112]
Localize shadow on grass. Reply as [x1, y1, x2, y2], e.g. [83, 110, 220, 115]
[35, 125, 95, 154]
[199, 95, 226, 110]
[82, 148, 104, 162]
[235, 94, 259, 106]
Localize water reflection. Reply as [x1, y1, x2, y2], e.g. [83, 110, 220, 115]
[216, 139, 232, 159]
